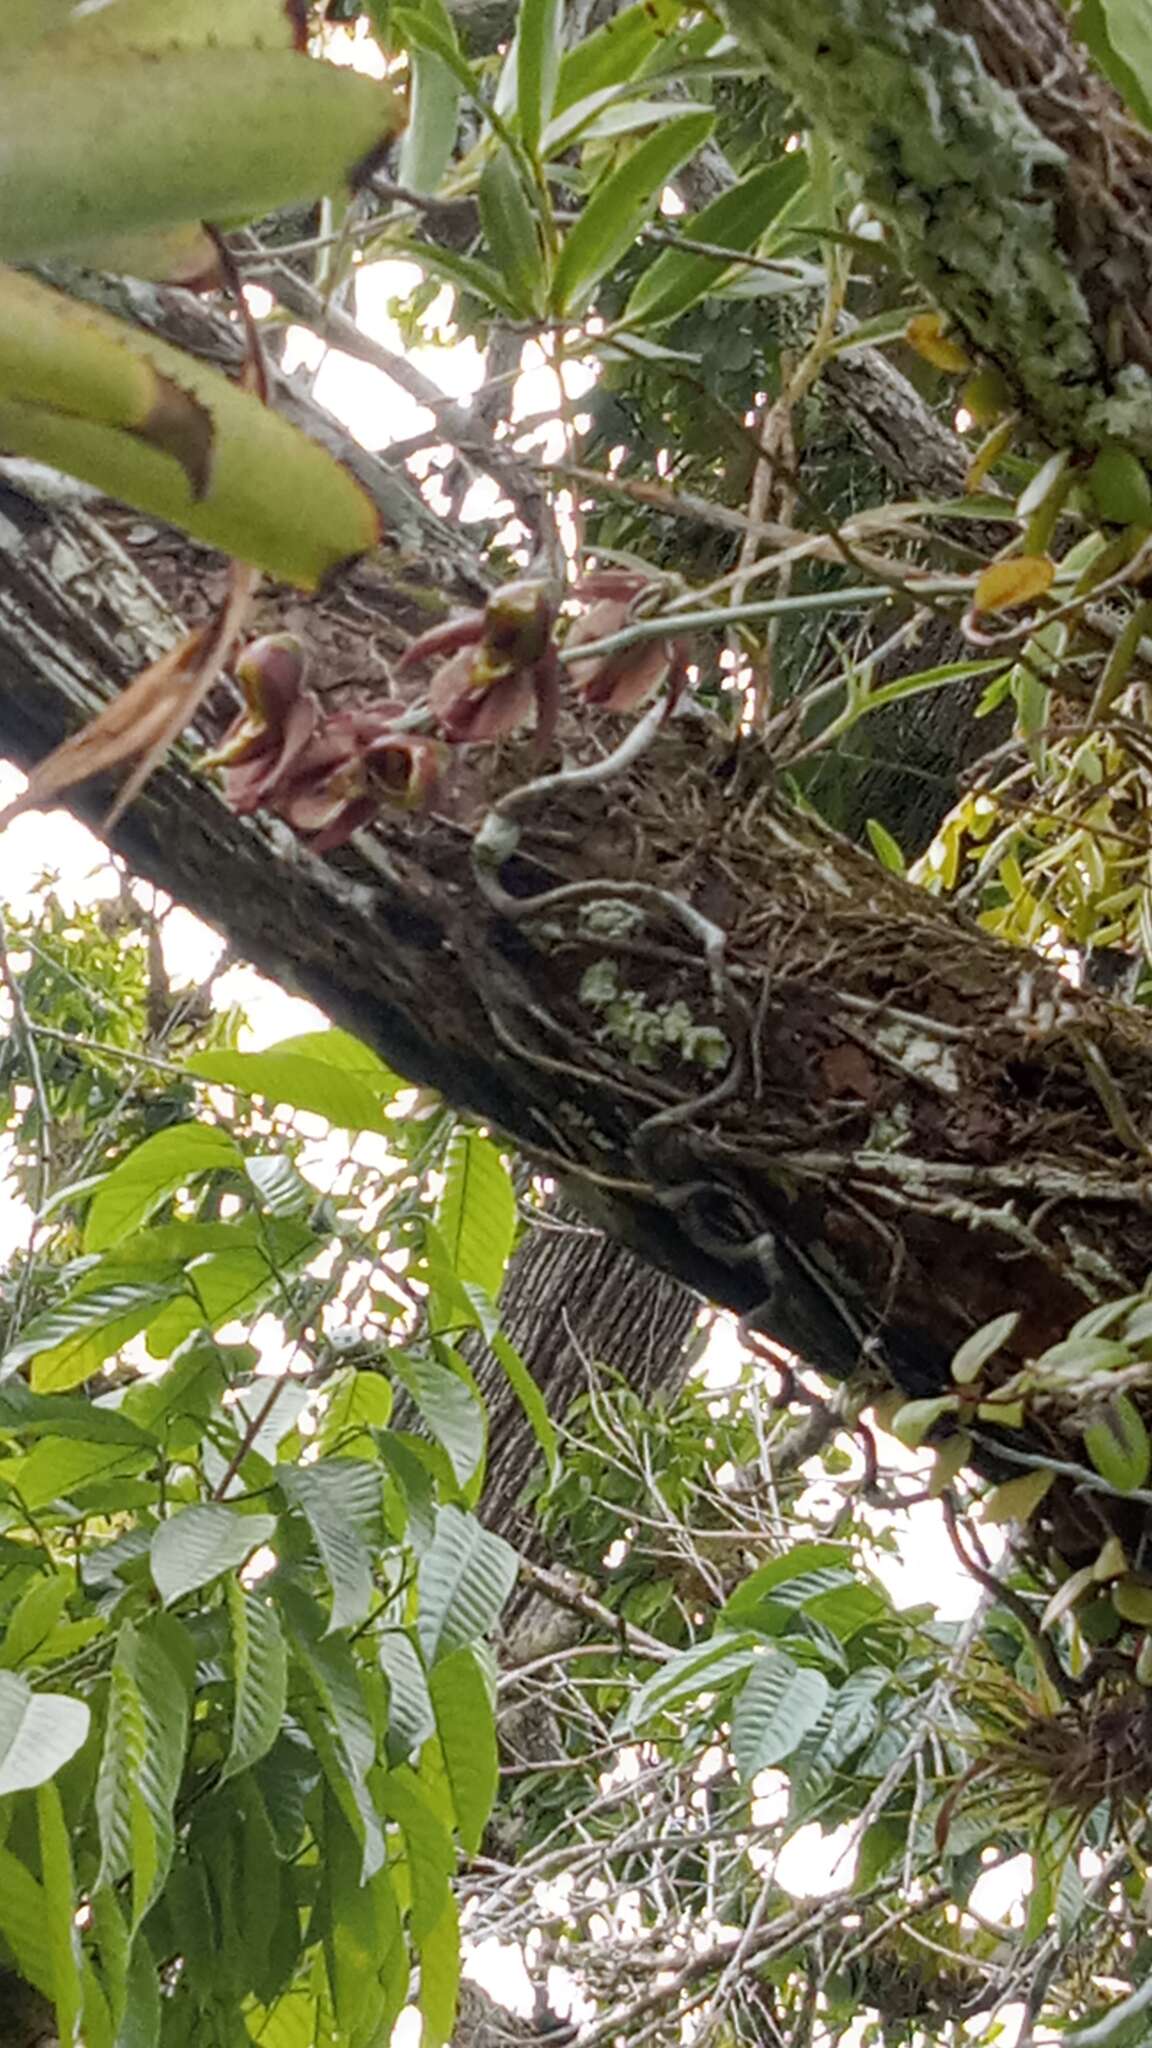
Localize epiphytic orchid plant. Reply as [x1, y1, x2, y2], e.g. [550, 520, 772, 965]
[214, 571, 686, 853]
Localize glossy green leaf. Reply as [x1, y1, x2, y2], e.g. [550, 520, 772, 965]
[722, 1543, 853, 1623]
[0, 1381, 154, 1445]
[83, 1121, 242, 1254]
[4, 1433, 151, 1512]
[0, 1672, 90, 1793]
[150, 1504, 278, 1606]
[428, 1646, 497, 1854]
[553, 0, 678, 113]
[479, 149, 546, 315]
[517, 0, 563, 154]
[6, 1280, 185, 1393]
[280, 1461, 380, 1633]
[623, 1633, 761, 1730]
[731, 1654, 830, 1781]
[391, 1348, 486, 1488]
[550, 111, 715, 313]
[223, 1584, 289, 1783]
[418, 1893, 460, 2048]
[951, 1310, 1021, 1386]
[624, 156, 808, 327]
[434, 1128, 516, 1300]
[397, 0, 464, 193]
[417, 1507, 518, 1664]
[377, 1764, 455, 1938]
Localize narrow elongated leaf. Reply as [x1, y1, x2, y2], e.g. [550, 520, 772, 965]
[223, 1584, 289, 1783]
[380, 1630, 436, 1760]
[517, 0, 563, 153]
[417, 1508, 518, 1663]
[280, 1461, 380, 1632]
[0, 1850, 55, 2004]
[0, 273, 380, 590]
[150, 1505, 278, 1606]
[0, 1381, 153, 1445]
[625, 157, 808, 326]
[376, 1765, 455, 1938]
[434, 1129, 516, 1300]
[0, 1571, 72, 1670]
[553, 0, 676, 112]
[551, 111, 715, 313]
[398, 0, 464, 194]
[476, 1314, 558, 1477]
[0, 1672, 90, 1793]
[391, 1347, 486, 1488]
[84, 1122, 242, 1254]
[37, 1779, 82, 2048]
[418, 1893, 461, 2048]
[187, 1045, 398, 1134]
[623, 1633, 760, 1730]
[731, 1654, 829, 1781]
[96, 1621, 188, 1927]
[428, 1647, 497, 1854]
[479, 149, 546, 315]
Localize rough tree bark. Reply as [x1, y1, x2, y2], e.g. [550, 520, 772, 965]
[4, 0, 1150, 1581]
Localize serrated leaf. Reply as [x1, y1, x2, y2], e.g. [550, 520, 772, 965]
[4, 1280, 185, 1392]
[428, 1646, 497, 1854]
[223, 1584, 288, 1783]
[150, 1505, 278, 1606]
[83, 1122, 242, 1254]
[551, 110, 715, 314]
[280, 1461, 379, 1633]
[516, 0, 563, 153]
[0, 1672, 89, 1794]
[624, 156, 807, 327]
[96, 1620, 188, 1927]
[1084, 1393, 1151, 1493]
[417, 1507, 518, 1664]
[730, 1654, 829, 1781]
[973, 555, 1055, 615]
[434, 1128, 516, 1300]
[951, 1310, 1020, 1386]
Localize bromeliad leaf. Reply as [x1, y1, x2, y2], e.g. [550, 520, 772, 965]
[150, 1504, 279, 1607]
[417, 1508, 518, 1664]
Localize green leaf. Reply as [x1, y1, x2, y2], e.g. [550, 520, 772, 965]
[391, 1348, 486, 1489]
[316, 1794, 395, 2045]
[37, 1778, 82, 2048]
[279, 1585, 384, 1876]
[553, 0, 677, 113]
[4, 1280, 185, 1392]
[889, 1395, 957, 1448]
[516, 0, 563, 154]
[951, 1310, 1021, 1386]
[0, 272, 380, 591]
[731, 1654, 830, 1781]
[280, 1461, 380, 1633]
[380, 1630, 436, 1761]
[0, 1381, 154, 1445]
[428, 1647, 497, 1855]
[417, 1507, 518, 1664]
[722, 1543, 853, 1624]
[476, 1314, 558, 1478]
[376, 1764, 454, 1938]
[6, 1433, 150, 1511]
[623, 1633, 761, 1730]
[1084, 1393, 1151, 1494]
[434, 1128, 516, 1300]
[624, 157, 808, 327]
[550, 111, 715, 313]
[223, 1584, 288, 1783]
[0, 1849, 55, 2004]
[865, 818, 906, 875]
[187, 1038, 400, 1134]
[96, 1620, 188, 1927]
[150, 1505, 278, 1606]
[0, 46, 401, 264]
[84, 1122, 242, 1254]
[479, 149, 546, 316]
[0, 1671, 89, 1793]
[1074, 0, 1152, 126]
[0, 1570, 72, 1670]
[397, 0, 464, 193]
[418, 1893, 460, 2048]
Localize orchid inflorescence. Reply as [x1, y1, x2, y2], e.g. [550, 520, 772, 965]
[214, 571, 684, 852]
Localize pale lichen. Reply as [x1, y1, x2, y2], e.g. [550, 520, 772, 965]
[578, 959, 731, 1071]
